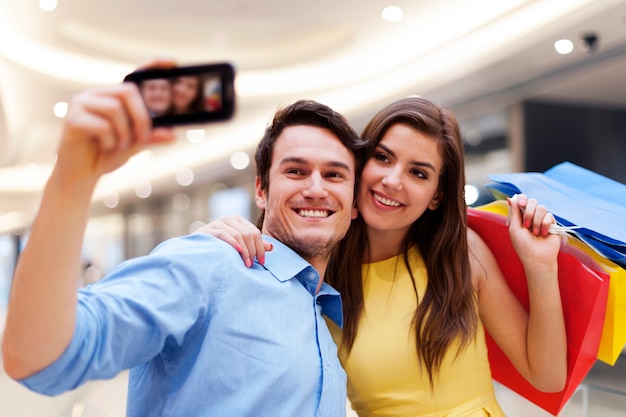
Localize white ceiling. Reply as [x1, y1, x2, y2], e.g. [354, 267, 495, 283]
[1, 0, 626, 231]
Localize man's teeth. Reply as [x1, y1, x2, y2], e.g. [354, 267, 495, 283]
[298, 209, 330, 218]
[374, 193, 401, 207]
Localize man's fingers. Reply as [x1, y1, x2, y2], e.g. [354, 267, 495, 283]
[135, 56, 178, 71]
[80, 95, 132, 150]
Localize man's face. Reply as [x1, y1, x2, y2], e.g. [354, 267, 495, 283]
[140, 79, 171, 115]
[256, 125, 358, 265]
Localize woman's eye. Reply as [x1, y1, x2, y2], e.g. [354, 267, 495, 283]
[411, 169, 427, 179]
[374, 152, 389, 162]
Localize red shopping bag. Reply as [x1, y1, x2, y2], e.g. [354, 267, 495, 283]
[468, 206, 610, 416]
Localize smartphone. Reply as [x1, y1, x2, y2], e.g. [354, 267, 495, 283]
[124, 62, 236, 127]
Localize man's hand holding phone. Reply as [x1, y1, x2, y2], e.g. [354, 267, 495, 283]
[56, 64, 176, 186]
[56, 59, 236, 187]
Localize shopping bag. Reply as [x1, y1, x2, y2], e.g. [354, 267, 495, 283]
[476, 200, 626, 365]
[468, 205, 610, 416]
[566, 236, 626, 365]
[546, 163, 626, 364]
[487, 161, 626, 268]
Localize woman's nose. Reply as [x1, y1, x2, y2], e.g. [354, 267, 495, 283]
[381, 168, 403, 191]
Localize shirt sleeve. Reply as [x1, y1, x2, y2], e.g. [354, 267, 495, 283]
[19, 234, 229, 395]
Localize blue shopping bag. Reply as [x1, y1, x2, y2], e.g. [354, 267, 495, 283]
[486, 162, 626, 268]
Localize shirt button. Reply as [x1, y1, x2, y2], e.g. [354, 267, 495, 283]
[307, 272, 317, 282]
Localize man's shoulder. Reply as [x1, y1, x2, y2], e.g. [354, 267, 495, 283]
[152, 233, 240, 257]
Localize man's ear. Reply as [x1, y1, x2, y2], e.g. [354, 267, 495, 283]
[255, 177, 267, 210]
[351, 204, 358, 220]
[428, 191, 442, 211]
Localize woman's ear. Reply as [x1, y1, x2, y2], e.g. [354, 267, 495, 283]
[428, 191, 442, 210]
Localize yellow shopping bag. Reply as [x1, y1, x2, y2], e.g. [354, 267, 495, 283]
[566, 237, 626, 365]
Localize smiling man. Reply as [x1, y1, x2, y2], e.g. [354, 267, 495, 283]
[139, 78, 172, 116]
[2, 69, 365, 417]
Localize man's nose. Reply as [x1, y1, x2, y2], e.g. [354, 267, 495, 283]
[302, 172, 329, 199]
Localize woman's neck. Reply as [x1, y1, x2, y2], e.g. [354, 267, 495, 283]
[365, 227, 407, 263]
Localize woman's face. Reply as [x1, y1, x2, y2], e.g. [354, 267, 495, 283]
[357, 123, 443, 239]
[172, 76, 200, 112]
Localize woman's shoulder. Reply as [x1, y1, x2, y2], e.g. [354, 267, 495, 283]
[467, 226, 497, 289]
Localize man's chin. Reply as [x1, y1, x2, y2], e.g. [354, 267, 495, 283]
[284, 233, 338, 259]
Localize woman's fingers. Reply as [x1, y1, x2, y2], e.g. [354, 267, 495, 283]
[197, 216, 271, 267]
[510, 194, 553, 236]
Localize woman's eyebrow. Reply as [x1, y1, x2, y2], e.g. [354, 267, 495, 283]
[378, 143, 436, 172]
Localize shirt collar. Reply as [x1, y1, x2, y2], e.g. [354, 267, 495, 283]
[259, 235, 343, 328]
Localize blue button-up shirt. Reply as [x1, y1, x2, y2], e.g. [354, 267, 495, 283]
[21, 234, 346, 417]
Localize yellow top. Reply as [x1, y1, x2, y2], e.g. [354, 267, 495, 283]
[329, 247, 505, 417]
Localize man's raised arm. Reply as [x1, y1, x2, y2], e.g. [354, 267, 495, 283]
[2, 81, 175, 379]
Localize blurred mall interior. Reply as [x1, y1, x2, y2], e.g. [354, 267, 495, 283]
[1, 0, 626, 415]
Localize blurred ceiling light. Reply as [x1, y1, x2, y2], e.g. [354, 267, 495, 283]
[554, 39, 574, 54]
[134, 181, 152, 199]
[189, 220, 206, 234]
[53, 101, 68, 118]
[103, 193, 120, 209]
[39, 0, 58, 12]
[382, 6, 404, 22]
[172, 193, 191, 211]
[230, 151, 250, 170]
[465, 129, 483, 146]
[175, 168, 194, 186]
[464, 184, 480, 206]
[186, 129, 206, 143]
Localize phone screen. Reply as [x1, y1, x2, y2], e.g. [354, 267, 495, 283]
[124, 62, 236, 127]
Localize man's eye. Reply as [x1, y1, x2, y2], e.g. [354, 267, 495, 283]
[327, 172, 345, 179]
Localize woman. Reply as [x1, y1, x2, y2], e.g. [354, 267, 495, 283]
[171, 75, 205, 114]
[202, 97, 566, 416]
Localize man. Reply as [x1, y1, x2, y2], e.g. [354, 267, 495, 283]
[139, 78, 172, 116]
[2, 64, 365, 416]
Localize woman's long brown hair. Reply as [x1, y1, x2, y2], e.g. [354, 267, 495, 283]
[326, 96, 477, 387]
